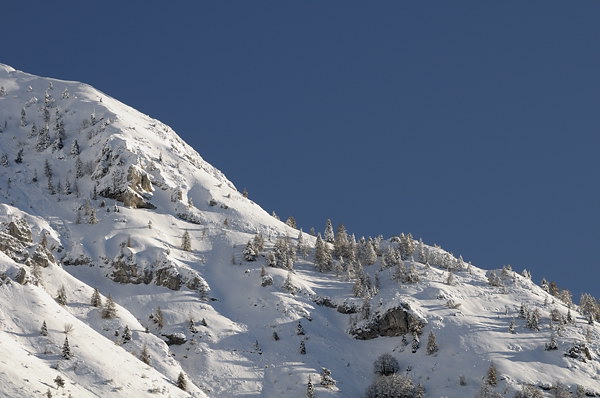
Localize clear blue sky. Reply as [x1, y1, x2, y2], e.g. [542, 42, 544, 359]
[4, 2, 599, 298]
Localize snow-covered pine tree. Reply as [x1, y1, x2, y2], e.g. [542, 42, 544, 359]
[320, 367, 335, 387]
[485, 362, 498, 386]
[41, 320, 48, 336]
[314, 234, 332, 272]
[123, 325, 132, 342]
[282, 271, 296, 293]
[426, 330, 439, 355]
[323, 219, 335, 243]
[101, 295, 117, 319]
[181, 230, 192, 251]
[70, 139, 80, 157]
[153, 307, 164, 328]
[306, 375, 315, 398]
[177, 372, 187, 390]
[62, 336, 71, 359]
[333, 223, 349, 259]
[243, 240, 257, 261]
[299, 339, 306, 354]
[285, 216, 297, 228]
[90, 288, 102, 307]
[296, 321, 305, 336]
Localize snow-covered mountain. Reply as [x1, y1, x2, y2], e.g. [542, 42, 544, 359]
[0, 64, 598, 398]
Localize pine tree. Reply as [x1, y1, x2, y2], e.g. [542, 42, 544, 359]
[181, 230, 192, 251]
[62, 336, 71, 359]
[123, 325, 132, 342]
[88, 208, 98, 224]
[282, 271, 296, 293]
[70, 139, 80, 157]
[56, 286, 67, 306]
[54, 375, 65, 389]
[320, 368, 335, 387]
[90, 288, 102, 307]
[101, 295, 117, 319]
[243, 240, 257, 261]
[314, 234, 332, 272]
[426, 330, 439, 355]
[177, 372, 187, 390]
[333, 224, 349, 259]
[323, 219, 335, 243]
[153, 307, 164, 328]
[485, 362, 498, 386]
[296, 321, 305, 335]
[285, 216, 297, 228]
[41, 320, 48, 336]
[299, 339, 306, 354]
[140, 344, 151, 365]
[306, 375, 315, 398]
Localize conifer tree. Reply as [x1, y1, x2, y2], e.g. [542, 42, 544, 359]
[90, 288, 102, 307]
[426, 330, 439, 355]
[123, 325, 132, 342]
[62, 336, 71, 360]
[320, 368, 335, 387]
[181, 230, 192, 251]
[243, 240, 257, 261]
[177, 372, 187, 390]
[70, 140, 80, 157]
[306, 375, 315, 398]
[323, 219, 335, 243]
[54, 375, 65, 389]
[485, 362, 498, 386]
[314, 234, 332, 272]
[296, 320, 305, 336]
[282, 271, 296, 294]
[333, 224, 349, 259]
[285, 216, 297, 229]
[41, 320, 48, 336]
[153, 307, 164, 328]
[299, 339, 306, 354]
[101, 295, 117, 319]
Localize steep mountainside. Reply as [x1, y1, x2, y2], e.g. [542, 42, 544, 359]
[0, 64, 598, 398]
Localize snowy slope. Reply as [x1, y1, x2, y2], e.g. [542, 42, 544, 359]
[0, 64, 598, 398]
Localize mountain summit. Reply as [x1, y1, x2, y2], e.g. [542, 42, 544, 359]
[0, 64, 598, 398]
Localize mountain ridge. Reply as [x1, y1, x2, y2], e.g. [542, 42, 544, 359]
[0, 64, 598, 398]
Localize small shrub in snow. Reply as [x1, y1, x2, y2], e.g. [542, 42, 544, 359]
[55, 285, 67, 306]
[140, 344, 151, 365]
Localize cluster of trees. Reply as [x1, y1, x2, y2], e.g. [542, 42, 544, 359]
[365, 353, 424, 398]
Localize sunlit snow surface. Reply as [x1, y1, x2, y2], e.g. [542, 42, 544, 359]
[0, 64, 598, 397]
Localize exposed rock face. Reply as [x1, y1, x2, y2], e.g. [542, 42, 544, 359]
[7, 219, 32, 243]
[155, 267, 183, 290]
[110, 257, 152, 285]
[14, 268, 27, 284]
[351, 304, 426, 340]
